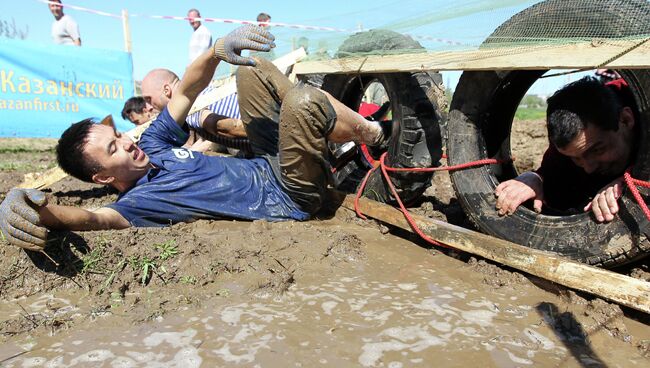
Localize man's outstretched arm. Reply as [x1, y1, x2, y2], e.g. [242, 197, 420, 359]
[39, 205, 129, 232]
[168, 25, 275, 127]
[1, 188, 129, 251]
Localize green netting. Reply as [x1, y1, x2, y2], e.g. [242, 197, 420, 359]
[258, 0, 650, 65]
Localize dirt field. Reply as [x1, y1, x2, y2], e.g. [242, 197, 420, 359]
[1, 123, 649, 367]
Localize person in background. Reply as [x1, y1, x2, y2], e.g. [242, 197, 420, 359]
[140, 68, 245, 139]
[252, 12, 275, 60]
[49, 0, 81, 46]
[140, 68, 250, 155]
[256, 12, 271, 27]
[121, 97, 158, 126]
[296, 36, 309, 54]
[187, 8, 213, 64]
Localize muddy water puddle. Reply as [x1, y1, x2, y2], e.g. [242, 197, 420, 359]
[1, 224, 647, 367]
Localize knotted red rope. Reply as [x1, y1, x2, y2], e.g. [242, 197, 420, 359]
[355, 152, 506, 247]
[355, 155, 650, 248]
[623, 168, 650, 222]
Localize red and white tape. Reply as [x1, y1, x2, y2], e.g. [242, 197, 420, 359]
[39, 0, 466, 46]
[41, 0, 120, 18]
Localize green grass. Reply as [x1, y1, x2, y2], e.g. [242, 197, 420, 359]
[124, 240, 180, 286]
[180, 276, 197, 285]
[514, 107, 546, 121]
[155, 240, 179, 261]
[0, 138, 58, 153]
[0, 146, 54, 154]
[0, 161, 57, 172]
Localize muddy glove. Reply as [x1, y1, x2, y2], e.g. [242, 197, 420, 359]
[0, 188, 48, 251]
[212, 25, 275, 66]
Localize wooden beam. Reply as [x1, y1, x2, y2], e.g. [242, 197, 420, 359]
[341, 195, 650, 314]
[121, 9, 132, 53]
[294, 38, 650, 75]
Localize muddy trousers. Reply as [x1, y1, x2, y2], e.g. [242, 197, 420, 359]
[236, 57, 336, 215]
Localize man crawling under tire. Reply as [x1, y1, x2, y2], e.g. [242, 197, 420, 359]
[0, 25, 390, 251]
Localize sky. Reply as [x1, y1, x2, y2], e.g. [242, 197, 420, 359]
[1, 0, 584, 95]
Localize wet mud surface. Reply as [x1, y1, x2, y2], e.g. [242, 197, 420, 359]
[0, 131, 649, 366]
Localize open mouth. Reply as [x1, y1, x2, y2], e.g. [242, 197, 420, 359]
[133, 146, 143, 161]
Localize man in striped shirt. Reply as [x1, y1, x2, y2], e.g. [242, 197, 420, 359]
[140, 68, 248, 153]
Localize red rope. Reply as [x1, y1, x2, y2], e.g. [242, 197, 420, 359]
[623, 168, 650, 222]
[355, 150, 650, 253]
[355, 152, 506, 248]
[355, 154, 650, 249]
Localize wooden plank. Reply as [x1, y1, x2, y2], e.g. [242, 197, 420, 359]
[17, 167, 69, 190]
[121, 9, 132, 53]
[294, 38, 650, 75]
[341, 194, 650, 314]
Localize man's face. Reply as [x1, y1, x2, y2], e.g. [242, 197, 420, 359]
[259, 17, 271, 27]
[188, 11, 201, 30]
[49, 1, 63, 18]
[141, 79, 174, 112]
[128, 103, 157, 125]
[84, 124, 150, 186]
[557, 107, 635, 176]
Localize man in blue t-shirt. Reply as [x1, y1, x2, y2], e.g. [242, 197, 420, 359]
[0, 25, 389, 251]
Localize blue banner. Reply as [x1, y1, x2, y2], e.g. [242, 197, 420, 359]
[0, 38, 134, 137]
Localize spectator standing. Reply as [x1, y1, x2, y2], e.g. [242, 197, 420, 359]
[256, 12, 271, 27]
[252, 12, 275, 60]
[187, 8, 213, 64]
[49, 0, 81, 46]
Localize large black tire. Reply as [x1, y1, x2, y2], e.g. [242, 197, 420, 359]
[447, 0, 650, 268]
[320, 30, 445, 201]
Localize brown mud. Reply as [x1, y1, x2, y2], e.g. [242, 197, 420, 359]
[0, 128, 649, 366]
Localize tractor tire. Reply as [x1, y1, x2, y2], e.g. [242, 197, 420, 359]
[320, 29, 446, 202]
[447, 0, 650, 267]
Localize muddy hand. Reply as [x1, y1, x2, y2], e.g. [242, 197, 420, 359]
[212, 25, 275, 66]
[584, 178, 623, 223]
[0, 188, 48, 251]
[494, 172, 543, 216]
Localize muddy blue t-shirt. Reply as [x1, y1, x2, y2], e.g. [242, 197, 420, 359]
[107, 108, 309, 227]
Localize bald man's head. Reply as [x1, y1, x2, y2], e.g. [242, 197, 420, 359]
[141, 68, 180, 111]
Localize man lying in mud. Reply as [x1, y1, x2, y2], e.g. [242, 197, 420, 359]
[495, 77, 638, 223]
[0, 25, 389, 251]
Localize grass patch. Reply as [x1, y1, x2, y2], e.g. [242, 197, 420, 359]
[130, 256, 157, 286]
[0, 161, 57, 172]
[180, 276, 197, 285]
[0, 162, 21, 171]
[126, 240, 181, 286]
[0, 146, 54, 154]
[514, 107, 546, 121]
[155, 240, 178, 261]
[0, 138, 58, 153]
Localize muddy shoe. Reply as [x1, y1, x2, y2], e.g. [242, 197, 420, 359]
[365, 119, 394, 161]
[330, 141, 358, 167]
